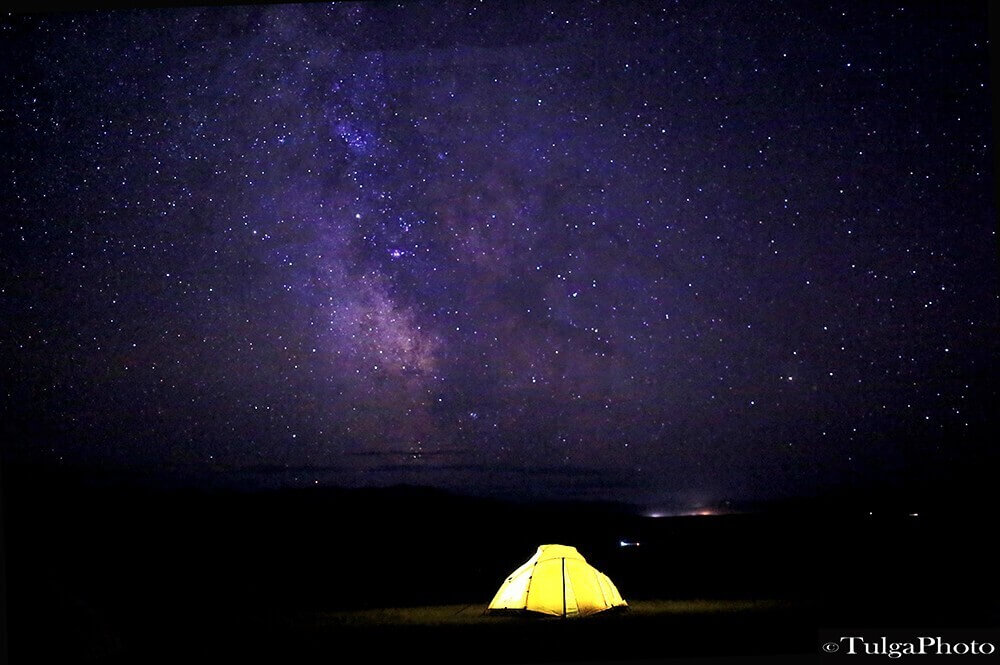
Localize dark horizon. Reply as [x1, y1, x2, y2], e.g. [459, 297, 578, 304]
[2, 1, 998, 507]
[3, 452, 995, 522]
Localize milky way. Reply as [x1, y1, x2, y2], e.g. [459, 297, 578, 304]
[2, 1, 996, 504]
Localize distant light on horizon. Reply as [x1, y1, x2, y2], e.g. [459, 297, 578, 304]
[644, 507, 730, 518]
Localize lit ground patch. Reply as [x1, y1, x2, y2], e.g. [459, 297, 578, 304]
[308, 598, 795, 627]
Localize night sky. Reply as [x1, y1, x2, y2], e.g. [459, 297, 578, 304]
[2, 1, 996, 507]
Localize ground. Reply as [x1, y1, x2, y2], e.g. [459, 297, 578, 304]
[4, 467, 997, 663]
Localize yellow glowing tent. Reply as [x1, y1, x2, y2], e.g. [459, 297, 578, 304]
[486, 544, 627, 617]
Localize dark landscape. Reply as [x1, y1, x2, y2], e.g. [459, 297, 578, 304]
[4, 460, 997, 663]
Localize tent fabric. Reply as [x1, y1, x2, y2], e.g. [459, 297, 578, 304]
[486, 544, 627, 617]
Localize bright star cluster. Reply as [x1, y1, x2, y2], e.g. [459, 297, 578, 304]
[1, 2, 995, 503]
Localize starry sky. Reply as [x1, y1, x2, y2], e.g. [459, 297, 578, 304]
[2, 1, 996, 506]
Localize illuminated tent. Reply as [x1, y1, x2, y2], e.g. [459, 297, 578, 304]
[486, 544, 627, 617]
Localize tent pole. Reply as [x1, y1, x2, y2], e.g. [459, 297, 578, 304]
[562, 557, 566, 618]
